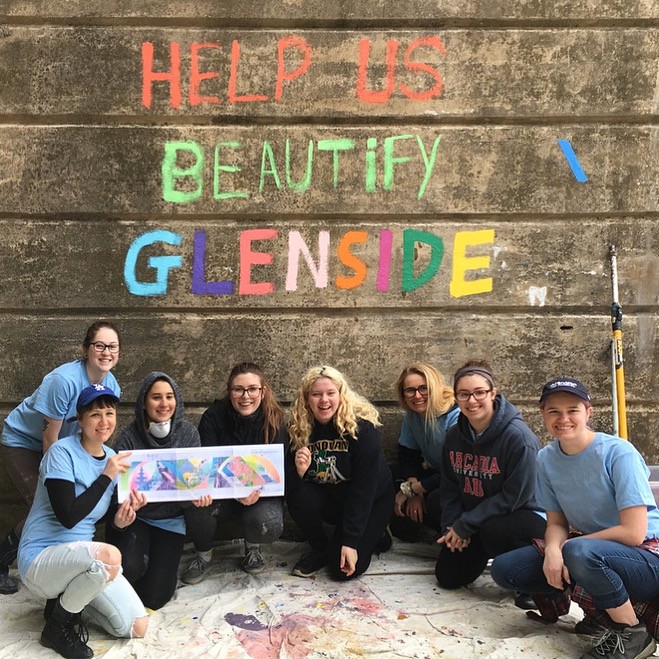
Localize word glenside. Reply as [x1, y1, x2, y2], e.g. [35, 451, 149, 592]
[123, 227, 495, 298]
[162, 134, 442, 203]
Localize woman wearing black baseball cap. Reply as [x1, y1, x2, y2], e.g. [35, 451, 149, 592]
[491, 377, 659, 659]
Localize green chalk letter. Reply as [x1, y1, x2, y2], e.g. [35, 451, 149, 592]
[317, 139, 355, 188]
[383, 134, 414, 191]
[402, 229, 444, 292]
[162, 141, 203, 203]
[259, 141, 282, 192]
[416, 135, 441, 199]
[214, 142, 249, 200]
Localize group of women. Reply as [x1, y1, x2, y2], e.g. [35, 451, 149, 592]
[1, 321, 658, 659]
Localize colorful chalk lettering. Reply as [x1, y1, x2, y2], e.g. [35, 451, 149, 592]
[142, 37, 313, 108]
[123, 228, 495, 299]
[161, 134, 442, 203]
[356, 36, 445, 104]
[142, 35, 444, 109]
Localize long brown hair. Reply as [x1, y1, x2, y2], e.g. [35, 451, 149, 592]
[225, 362, 283, 444]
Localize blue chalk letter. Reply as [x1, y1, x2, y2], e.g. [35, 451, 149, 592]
[124, 230, 183, 296]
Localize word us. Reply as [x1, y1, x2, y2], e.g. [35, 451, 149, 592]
[124, 227, 495, 298]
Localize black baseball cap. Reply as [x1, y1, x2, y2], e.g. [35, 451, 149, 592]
[539, 378, 591, 405]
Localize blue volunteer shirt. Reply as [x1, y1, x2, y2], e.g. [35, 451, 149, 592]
[18, 435, 117, 577]
[537, 432, 659, 539]
[2, 360, 120, 452]
[398, 406, 459, 471]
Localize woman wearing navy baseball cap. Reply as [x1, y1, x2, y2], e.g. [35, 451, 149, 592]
[491, 377, 659, 659]
[17, 385, 148, 658]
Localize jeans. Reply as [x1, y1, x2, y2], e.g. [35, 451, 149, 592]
[22, 541, 146, 638]
[491, 537, 659, 610]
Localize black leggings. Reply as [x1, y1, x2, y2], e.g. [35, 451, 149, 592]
[184, 497, 284, 552]
[287, 481, 394, 580]
[435, 509, 546, 589]
[106, 518, 185, 610]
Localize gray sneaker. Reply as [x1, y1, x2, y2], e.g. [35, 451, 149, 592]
[242, 547, 265, 575]
[575, 616, 608, 636]
[580, 622, 656, 659]
[182, 556, 209, 585]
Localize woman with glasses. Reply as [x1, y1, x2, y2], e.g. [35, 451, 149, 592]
[391, 362, 459, 540]
[286, 366, 394, 580]
[105, 372, 209, 610]
[18, 385, 148, 659]
[0, 320, 122, 595]
[436, 360, 545, 608]
[182, 362, 285, 581]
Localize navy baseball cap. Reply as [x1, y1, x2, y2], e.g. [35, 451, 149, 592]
[76, 384, 120, 412]
[539, 378, 591, 405]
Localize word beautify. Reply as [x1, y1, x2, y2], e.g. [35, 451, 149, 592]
[162, 133, 442, 203]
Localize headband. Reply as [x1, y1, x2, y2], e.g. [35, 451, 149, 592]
[454, 366, 495, 389]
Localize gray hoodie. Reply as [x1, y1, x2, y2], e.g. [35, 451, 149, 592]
[113, 371, 200, 520]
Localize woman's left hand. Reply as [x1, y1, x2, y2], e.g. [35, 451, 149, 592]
[406, 496, 425, 523]
[193, 494, 214, 508]
[237, 488, 262, 506]
[113, 490, 147, 529]
[340, 546, 358, 577]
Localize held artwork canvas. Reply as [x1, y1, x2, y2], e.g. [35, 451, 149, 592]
[116, 444, 285, 503]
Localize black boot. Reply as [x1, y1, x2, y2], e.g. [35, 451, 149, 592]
[43, 598, 57, 621]
[40, 597, 94, 659]
[0, 529, 20, 594]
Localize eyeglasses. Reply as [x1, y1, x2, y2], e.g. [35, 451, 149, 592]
[89, 342, 120, 354]
[230, 386, 263, 398]
[456, 389, 492, 402]
[403, 385, 429, 398]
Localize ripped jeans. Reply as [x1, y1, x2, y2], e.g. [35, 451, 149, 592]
[22, 541, 146, 638]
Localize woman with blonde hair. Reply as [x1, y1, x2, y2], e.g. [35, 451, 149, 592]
[286, 366, 394, 580]
[391, 362, 459, 539]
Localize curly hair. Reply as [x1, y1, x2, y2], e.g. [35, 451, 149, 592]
[224, 362, 283, 444]
[394, 362, 454, 424]
[289, 366, 381, 451]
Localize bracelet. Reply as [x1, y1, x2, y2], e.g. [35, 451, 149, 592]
[400, 481, 417, 498]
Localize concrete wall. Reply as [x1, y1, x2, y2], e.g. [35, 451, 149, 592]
[0, 2, 657, 533]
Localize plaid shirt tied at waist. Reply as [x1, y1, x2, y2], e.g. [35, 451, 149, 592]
[529, 537, 659, 639]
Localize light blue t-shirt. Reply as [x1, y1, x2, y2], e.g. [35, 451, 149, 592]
[398, 406, 459, 471]
[17, 435, 117, 577]
[2, 360, 120, 452]
[140, 515, 186, 535]
[537, 432, 659, 539]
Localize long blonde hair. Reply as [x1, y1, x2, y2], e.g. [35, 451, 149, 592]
[289, 366, 381, 450]
[395, 362, 454, 425]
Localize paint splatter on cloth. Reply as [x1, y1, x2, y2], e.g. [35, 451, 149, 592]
[1, 540, 592, 658]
